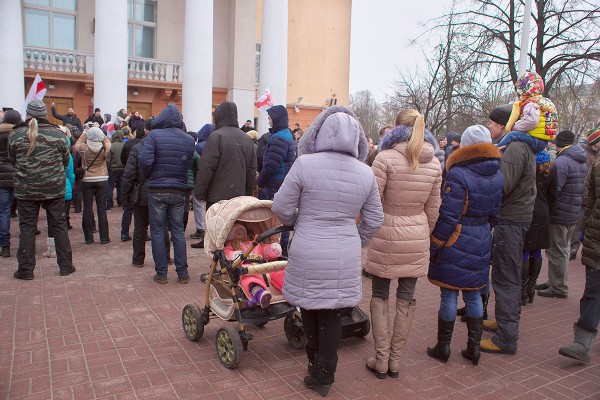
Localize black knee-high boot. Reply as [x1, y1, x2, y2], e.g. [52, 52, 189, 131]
[527, 258, 543, 303]
[521, 259, 529, 306]
[427, 317, 455, 363]
[461, 316, 483, 365]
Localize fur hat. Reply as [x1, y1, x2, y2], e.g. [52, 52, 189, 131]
[554, 130, 575, 148]
[489, 104, 512, 125]
[461, 125, 491, 147]
[587, 128, 600, 147]
[26, 99, 47, 118]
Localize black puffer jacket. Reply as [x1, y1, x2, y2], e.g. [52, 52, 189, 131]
[194, 102, 257, 203]
[582, 156, 600, 270]
[0, 123, 15, 188]
[121, 139, 148, 207]
[524, 167, 557, 250]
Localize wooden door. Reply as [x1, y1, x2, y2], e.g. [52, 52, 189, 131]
[43, 97, 73, 126]
[127, 102, 152, 121]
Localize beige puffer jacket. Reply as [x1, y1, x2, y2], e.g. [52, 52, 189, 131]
[365, 140, 442, 279]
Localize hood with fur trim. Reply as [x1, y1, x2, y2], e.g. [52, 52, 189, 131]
[379, 124, 438, 151]
[445, 143, 502, 174]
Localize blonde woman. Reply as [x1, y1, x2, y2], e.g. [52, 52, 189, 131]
[8, 99, 75, 279]
[365, 109, 442, 378]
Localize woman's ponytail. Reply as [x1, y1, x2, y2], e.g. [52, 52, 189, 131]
[395, 109, 425, 169]
[26, 117, 39, 156]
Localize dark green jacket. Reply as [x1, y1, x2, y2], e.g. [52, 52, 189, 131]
[499, 141, 537, 223]
[582, 156, 600, 270]
[8, 119, 69, 200]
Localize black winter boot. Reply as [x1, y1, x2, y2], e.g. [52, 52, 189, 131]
[481, 293, 489, 320]
[521, 259, 529, 306]
[304, 356, 336, 397]
[427, 317, 455, 363]
[527, 258, 543, 304]
[306, 346, 317, 376]
[461, 316, 483, 365]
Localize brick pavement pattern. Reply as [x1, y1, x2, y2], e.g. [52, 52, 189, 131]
[0, 207, 598, 399]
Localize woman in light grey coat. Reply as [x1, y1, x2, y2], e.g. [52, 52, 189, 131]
[272, 106, 383, 397]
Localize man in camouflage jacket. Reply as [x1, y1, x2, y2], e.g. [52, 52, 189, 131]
[8, 99, 76, 279]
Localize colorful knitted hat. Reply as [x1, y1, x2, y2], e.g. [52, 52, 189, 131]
[588, 128, 600, 146]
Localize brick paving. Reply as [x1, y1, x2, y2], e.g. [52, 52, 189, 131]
[0, 207, 598, 399]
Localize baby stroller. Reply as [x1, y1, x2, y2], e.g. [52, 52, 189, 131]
[181, 196, 370, 369]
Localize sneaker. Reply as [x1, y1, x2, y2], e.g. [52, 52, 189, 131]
[190, 230, 204, 239]
[0, 247, 10, 258]
[13, 271, 34, 280]
[59, 266, 76, 276]
[190, 241, 204, 249]
[153, 274, 168, 284]
[178, 275, 190, 284]
[121, 235, 132, 242]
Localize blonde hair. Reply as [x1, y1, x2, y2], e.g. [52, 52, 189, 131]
[26, 118, 39, 156]
[246, 130, 259, 140]
[394, 109, 425, 169]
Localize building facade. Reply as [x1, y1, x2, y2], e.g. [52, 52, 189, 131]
[0, 0, 351, 132]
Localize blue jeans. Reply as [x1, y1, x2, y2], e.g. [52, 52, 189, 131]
[439, 287, 483, 321]
[577, 267, 600, 334]
[258, 187, 289, 251]
[106, 169, 123, 208]
[0, 188, 14, 248]
[148, 192, 188, 277]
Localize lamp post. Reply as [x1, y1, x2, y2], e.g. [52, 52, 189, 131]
[518, 0, 533, 78]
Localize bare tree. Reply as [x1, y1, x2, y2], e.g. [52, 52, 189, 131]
[552, 71, 600, 134]
[349, 90, 385, 143]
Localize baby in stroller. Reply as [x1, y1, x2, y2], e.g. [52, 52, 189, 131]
[223, 223, 285, 309]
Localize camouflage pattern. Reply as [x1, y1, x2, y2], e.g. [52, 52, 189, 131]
[8, 119, 69, 200]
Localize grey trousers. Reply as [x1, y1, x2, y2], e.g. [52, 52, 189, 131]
[491, 223, 528, 352]
[192, 194, 205, 232]
[569, 206, 585, 255]
[545, 223, 575, 296]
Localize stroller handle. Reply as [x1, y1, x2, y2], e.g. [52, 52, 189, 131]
[255, 225, 294, 244]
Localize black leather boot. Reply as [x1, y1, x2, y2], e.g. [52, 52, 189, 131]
[527, 258, 543, 303]
[427, 317, 455, 363]
[521, 259, 529, 306]
[304, 356, 336, 397]
[461, 316, 483, 365]
[481, 293, 489, 320]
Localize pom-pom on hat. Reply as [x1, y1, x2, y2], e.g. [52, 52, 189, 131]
[587, 128, 600, 146]
[536, 151, 550, 165]
[26, 99, 47, 118]
[489, 104, 512, 125]
[461, 125, 491, 147]
[554, 130, 575, 149]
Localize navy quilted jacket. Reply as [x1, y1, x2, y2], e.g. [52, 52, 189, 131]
[428, 143, 503, 290]
[550, 144, 588, 225]
[257, 129, 295, 188]
[138, 105, 195, 191]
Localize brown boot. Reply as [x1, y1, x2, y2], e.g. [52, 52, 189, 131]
[388, 298, 415, 378]
[366, 297, 390, 379]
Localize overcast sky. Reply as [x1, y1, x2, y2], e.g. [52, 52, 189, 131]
[349, 0, 449, 101]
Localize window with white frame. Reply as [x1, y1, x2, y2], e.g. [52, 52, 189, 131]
[23, 0, 77, 50]
[128, 0, 156, 59]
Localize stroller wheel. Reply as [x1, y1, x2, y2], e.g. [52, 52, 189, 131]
[182, 304, 204, 341]
[284, 313, 307, 350]
[215, 326, 244, 369]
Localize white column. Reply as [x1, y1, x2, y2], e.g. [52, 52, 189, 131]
[257, 0, 288, 135]
[93, 0, 128, 120]
[0, 1, 25, 114]
[183, 0, 214, 132]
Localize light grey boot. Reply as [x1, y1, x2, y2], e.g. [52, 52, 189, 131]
[558, 324, 596, 363]
[42, 237, 56, 258]
[388, 298, 416, 378]
[366, 297, 390, 379]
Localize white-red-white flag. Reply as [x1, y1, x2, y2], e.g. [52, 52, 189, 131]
[24, 74, 47, 107]
[256, 88, 273, 112]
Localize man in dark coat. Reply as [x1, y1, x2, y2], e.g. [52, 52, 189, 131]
[194, 101, 257, 209]
[51, 102, 83, 132]
[537, 130, 588, 298]
[84, 108, 104, 125]
[559, 155, 600, 362]
[139, 104, 194, 284]
[0, 110, 21, 257]
[481, 103, 544, 355]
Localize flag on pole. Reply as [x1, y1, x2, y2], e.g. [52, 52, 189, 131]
[256, 88, 273, 112]
[24, 74, 47, 110]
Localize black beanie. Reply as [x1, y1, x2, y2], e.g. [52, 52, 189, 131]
[489, 104, 513, 125]
[2, 109, 22, 125]
[554, 130, 575, 148]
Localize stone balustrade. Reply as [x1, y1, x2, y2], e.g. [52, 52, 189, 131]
[128, 58, 182, 82]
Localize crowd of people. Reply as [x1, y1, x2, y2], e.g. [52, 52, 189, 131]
[0, 69, 598, 397]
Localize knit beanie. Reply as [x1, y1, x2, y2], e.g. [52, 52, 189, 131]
[587, 128, 600, 146]
[26, 99, 47, 118]
[489, 104, 512, 125]
[452, 134, 461, 144]
[461, 125, 491, 147]
[87, 127, 105, 142]
[554, 130, 575, 148]
[536, 151, 550, 164]
[2, 109, 22, 125]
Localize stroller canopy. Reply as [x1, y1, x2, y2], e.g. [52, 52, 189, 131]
[204, 196, 281, 255]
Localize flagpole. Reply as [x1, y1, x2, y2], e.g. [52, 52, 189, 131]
[518, 0, 533, 78]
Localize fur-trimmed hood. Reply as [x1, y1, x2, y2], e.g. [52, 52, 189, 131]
[298, 105, 369, 161]
[446, 143, 502, 175]
[378, 124, 438, 164]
